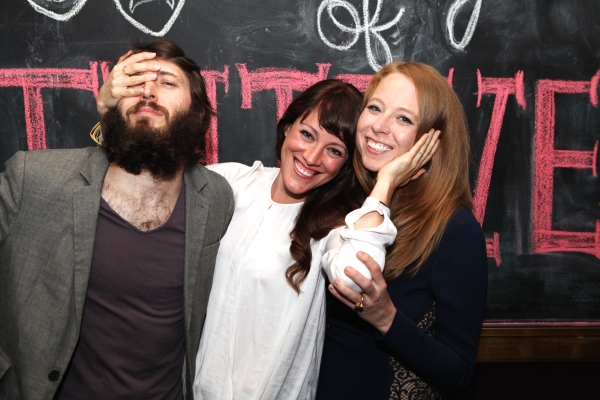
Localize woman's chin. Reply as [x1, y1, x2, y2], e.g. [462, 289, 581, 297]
[362, 156, 386, 173]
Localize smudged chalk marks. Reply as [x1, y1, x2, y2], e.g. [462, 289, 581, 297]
[113, 0, 185, 36]
[446, 0, 482, 50]
[317, 0, 404, 72]
[26, 0, 88, 21]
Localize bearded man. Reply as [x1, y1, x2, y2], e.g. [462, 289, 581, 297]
[0, 40, 233, 400]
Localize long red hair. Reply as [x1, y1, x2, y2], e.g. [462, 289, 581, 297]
[353, 62, 474, 280]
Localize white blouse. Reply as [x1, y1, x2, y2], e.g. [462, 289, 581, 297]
[193, 161, 396, 400]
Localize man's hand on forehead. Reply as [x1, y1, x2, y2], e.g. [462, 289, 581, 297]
[97, 50, 161, 116]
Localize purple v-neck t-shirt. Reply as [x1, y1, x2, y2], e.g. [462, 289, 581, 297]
[56, 188, 186, 399]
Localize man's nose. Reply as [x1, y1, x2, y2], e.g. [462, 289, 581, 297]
[141, 81, 157, 100]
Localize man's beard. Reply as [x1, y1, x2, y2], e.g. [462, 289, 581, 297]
[101, 101, 206, 181]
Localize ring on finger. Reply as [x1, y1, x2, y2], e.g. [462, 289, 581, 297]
[354, 296, 364, 312]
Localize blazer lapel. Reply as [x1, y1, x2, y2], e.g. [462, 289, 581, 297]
[183, 168, 209, 338]
[72, 149, 109, 325]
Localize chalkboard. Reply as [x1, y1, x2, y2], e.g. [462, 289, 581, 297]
[1, 0, 599, 323]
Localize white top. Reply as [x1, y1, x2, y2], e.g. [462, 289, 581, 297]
[193, 161, 397, 400]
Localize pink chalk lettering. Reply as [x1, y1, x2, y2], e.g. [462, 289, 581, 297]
[483, 320, 600, 328]
[474, 70, 526, 265]
[446, 68, 454, 88]
[590, 70, 600, 108]
[100, 61, 111, 83]
[533, 75, 600, 257]
[485, 232, 501, 267]
[0, 63, 99, 150]
[236, 63, 330, 120]
[201, 66, 229, 165]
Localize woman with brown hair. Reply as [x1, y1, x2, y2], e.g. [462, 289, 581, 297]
[317, 62, 488, 399]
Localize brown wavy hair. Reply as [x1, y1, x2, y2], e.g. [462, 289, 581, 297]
[353, 62, 474, 280]
[275, 80, 365, 293]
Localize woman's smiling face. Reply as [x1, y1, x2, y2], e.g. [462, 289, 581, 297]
[271, 108, 349, 204]
[356, 72, 420, 173]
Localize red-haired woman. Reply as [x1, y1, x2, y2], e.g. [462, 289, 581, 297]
[317, 62, 488, 399]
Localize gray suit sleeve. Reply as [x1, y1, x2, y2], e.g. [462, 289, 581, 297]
[0, 152, 26, 246]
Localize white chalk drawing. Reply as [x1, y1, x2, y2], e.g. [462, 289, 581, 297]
[27, 0, 481, 46]
[317, 0, 404, 72]
[128, 0, 174, 13]
[114, 0, 185, 36]
[26, 0, 183, 36]
[446, 0, 482, 50]
[26, 0, 88, 21]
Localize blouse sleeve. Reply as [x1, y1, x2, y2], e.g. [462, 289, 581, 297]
[378, 210, 488, 394]
[320, 197, 397, 292]
[205, 161, 266, 184]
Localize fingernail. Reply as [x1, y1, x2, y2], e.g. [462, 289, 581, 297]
[150, 73, 157, 79]
[153, 64, 160, 69]
[344, 267, 350, 274]
[357, 251, 363, 257]
[328, 284, 334, 291]
[334, 279, 340, 286]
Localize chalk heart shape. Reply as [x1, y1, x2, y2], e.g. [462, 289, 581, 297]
[113, 0, 185, 37]
[27, 0, 88, 21]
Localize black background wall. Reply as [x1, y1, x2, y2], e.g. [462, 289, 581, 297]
[2, 0, 600, 358]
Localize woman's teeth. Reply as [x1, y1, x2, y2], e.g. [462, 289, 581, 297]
[367, 138, 392, 153]
[294, 159, 315, 177]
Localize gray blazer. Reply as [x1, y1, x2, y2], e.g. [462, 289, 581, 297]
[0, 147, 234, 400]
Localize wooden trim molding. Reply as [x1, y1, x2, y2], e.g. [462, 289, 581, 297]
[477, 325, 600, 362]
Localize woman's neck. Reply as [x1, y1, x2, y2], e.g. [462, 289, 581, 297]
[270, 171, 306, 204]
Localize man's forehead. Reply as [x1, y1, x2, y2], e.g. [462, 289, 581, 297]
[154, 59, 189, 84]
